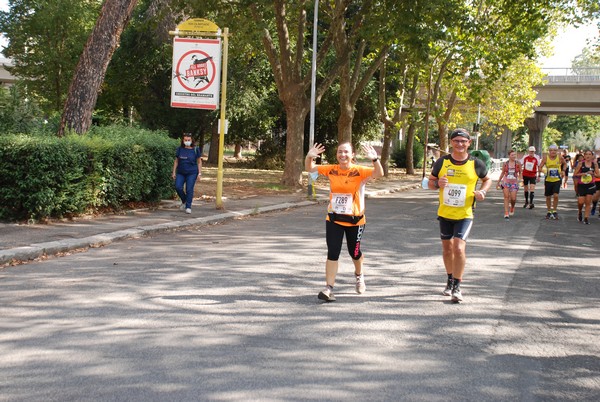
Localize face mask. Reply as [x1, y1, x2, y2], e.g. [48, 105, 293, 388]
[184, 140, 192, 146]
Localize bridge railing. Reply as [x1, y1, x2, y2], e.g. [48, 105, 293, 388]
[542, 67, 600, 83]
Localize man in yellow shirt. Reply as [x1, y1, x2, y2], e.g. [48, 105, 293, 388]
[427, 128, 491, 303]
[538, 144, 566, 220]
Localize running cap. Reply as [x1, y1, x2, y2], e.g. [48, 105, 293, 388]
[548, 144, 558, 150]
[450, 128, 471, 141]
[528, 146, 536, 152]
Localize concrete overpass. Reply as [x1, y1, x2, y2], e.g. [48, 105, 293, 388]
[534, 68, 600, 115]
[525, 67, 600, 152]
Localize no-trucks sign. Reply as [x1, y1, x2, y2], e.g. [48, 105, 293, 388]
[171, 37, 222, 110]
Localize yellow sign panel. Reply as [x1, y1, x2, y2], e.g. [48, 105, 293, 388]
[176, 18, 220, 33]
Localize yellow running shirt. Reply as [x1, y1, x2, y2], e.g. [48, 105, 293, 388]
[544, 155, 562, 183]
[317, 164, 374, 226]
[431, 155, 488, 220]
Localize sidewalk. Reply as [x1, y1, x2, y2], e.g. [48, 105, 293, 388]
[0, 178, 422, 266]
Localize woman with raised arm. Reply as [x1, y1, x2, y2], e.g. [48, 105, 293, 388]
[305, 142, 383, 302]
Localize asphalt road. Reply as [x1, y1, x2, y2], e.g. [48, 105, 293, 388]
[1, 187, 598, 401]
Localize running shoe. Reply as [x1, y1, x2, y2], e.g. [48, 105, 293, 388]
[509, 206, 515, 216]
[504, 215, 510, 220]
[546, 212, 552, 219]
[185, 208, 192, 214]
[442, 278, 453, 296]
[179, 203, 186, 211]
[584, 218, 590, 225]
[318, 287, 336, 302]
[578, 211, 583, 222]
[529, 203, 535, 209]
[523, 202, 529, 208]
[355, 274, 366, 294]
[451, 287, 463, 303]
[552, 211, 558, 220]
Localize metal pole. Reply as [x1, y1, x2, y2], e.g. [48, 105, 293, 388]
[215, 28, 229, 209]
[475, 103, 481, 150]
[307, 0, 318, 199]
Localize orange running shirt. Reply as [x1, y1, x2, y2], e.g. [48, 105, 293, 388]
[317, 163, 374, 226]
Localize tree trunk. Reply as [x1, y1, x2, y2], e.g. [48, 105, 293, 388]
[438, 123, 449, 152]
[436, 89, 458, 152]
[196, 131, 206, 155]
[403, 70, 420, 175]
[334, 36, 388, 144]
[281, 101, 309, 187]
[208, 123, 219, 165]
[381, 124, 393, 176]
[377, 57, 408, 177]
[405, 122, 416, 174]
[234, 143, 243, 159]
[58, 0, 139, 136]
[337, 84, 354, 144]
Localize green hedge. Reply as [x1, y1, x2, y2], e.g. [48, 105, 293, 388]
[392, 140, 424, 169]
[0, 126, 178, 221]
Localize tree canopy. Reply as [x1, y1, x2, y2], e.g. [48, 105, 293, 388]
[2, 0, 599, 181]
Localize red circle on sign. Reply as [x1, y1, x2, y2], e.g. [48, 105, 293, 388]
[176, 50, 217, 92]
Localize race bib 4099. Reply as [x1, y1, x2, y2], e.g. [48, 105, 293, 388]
[443, 184, 467, 207]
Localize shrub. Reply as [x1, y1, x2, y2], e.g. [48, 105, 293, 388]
[250, 136, 285, 169]
[0, 126, 178, 221]
[391, 140, 424, 169]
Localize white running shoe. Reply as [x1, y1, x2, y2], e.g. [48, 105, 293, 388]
[442, 278, 453, 296]
[355, 274, 366, 294]
[451, 287, 463, 303]
[318, 287, 336, 302]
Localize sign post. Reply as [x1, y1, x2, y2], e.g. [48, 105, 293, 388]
[170, 18, 230, 209]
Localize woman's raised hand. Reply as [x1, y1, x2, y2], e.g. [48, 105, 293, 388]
[307, 143, 326, 158]
[361, 144, 378, 160]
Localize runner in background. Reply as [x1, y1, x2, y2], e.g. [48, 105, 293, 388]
[539, 144, 566, 220]
[496, 150, 522, 220]
[562, 149, 571, 189]
[592, 150, 600, 217]
[573, 150, 600, 224]
[572, 153, 584, 197]
[520, 146, 541, 209]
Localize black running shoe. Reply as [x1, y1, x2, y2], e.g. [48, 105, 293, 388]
[546, 212, 552, 219]
[529, 203, 535, 209]
[578, 212, 583, 222]
[523, 203, 529, 208]
[584, 218, 590, 225]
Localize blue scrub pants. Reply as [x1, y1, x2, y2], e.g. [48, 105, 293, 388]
[175, 172, 198, 208]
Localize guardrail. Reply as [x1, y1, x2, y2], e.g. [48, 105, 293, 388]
[490, 158, 506, 174]
[542, 67, 600, 83]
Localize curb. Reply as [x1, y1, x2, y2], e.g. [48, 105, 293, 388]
[0, 200, 316, 266]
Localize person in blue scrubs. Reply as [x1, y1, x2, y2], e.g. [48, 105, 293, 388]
[172, 133, 202, 214]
